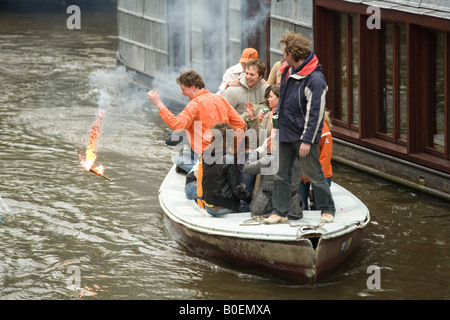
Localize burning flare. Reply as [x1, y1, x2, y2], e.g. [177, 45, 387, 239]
[81, 109, 112, 181]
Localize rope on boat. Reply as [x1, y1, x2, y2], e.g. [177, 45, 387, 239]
[240, 216, 327, 238]
[293, 221, 327, 240]
[240, 216, 267, 226]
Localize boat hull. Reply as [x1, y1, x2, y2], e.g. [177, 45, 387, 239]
[164, 211, 364, 285]
[159, 165, 369, 285]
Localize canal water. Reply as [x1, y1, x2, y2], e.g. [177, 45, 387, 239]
[0, 9, 449, 300]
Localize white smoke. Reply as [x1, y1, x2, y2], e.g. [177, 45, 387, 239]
[141, 1, 272, 97]
[88, 65, 148, 111]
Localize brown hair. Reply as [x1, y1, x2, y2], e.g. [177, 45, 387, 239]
[245, 59, 266, 78]
[210, 123, 236, 152]
[176, 70, 205, 89]
[269, 84, 280, 98]
[279, 31, 311, 62]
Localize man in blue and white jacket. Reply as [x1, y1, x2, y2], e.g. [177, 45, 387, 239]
[264, 31, 336, 224]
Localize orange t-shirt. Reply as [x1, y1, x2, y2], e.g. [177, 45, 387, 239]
[302, 121, 333, 182]
[159, 89, 246, 154]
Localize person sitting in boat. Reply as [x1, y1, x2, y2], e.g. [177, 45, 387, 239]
[244, 84, 280, 144]
[217, 48, 259, 96]
[222, 59, 269, 115]
[147, 70, 246, 173]
[243, 137, 304, 221]
[200, 123, 252, 216]
[240, 85, 271, 130]
[239, 84, 280, 197]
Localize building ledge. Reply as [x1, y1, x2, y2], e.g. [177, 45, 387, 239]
[332, 137, 450, 201]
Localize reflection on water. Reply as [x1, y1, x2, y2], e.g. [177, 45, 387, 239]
[0, 10, 449, 300]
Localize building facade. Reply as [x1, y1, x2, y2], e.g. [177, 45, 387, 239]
[313, 0, 449, 199]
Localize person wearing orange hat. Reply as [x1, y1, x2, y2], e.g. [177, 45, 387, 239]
[217, 48, 258, 95]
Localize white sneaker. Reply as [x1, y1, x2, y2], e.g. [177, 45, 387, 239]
[321, 213, 334, 223]
[263, 213, 287, 224]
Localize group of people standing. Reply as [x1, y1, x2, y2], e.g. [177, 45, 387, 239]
[147, 31, 336, 224]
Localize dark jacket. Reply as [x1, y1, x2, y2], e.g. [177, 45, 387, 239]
[275, 51, 328, 144]
[202, 150, 252, 211]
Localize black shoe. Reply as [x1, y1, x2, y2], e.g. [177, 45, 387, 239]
[175, 166, 185, 173]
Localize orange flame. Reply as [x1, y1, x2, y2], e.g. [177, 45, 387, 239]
[81, 109, 105, 175]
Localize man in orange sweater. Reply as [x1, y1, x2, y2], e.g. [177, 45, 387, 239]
[147, 70, 246, 172]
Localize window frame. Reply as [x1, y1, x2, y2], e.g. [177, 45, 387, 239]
[328, 11, 359, 131]
[314, 0, 450, 173]
[373, 20, 407, 146]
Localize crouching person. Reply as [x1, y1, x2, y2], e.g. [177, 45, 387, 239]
[201, 123, 252, 216]
[243, 137, 304, 221]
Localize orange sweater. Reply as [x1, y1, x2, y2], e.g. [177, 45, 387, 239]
[159, 89, 246, 154]
[302, 121, 333, 183]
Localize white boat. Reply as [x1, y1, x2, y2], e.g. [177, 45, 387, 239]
[159, 165, 370, 285]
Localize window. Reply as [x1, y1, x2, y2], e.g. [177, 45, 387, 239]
[424, 30, 446, 154]
[314, 1, 450, 173]
[329, 12, 359, 129]
[375, 21, 407, 144]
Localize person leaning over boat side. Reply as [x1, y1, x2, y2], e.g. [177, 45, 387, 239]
[201, 123, 252, 216]
[265, 31, 336, 224]
[147, 70, 246, 173]
[222, 59, 269, 115]
[217, 48, 259, 96]
[298, 111, 333, 210]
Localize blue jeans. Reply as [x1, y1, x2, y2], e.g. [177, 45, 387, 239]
[298, 177, 333, 210]
[205, 206, 233, 216]
[273, 141, 335, 217]
[205, 201, 250, 216]
[239, 152, 256, 194]
[185, 181, 197, 200]
[174, 148, 199, 173]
